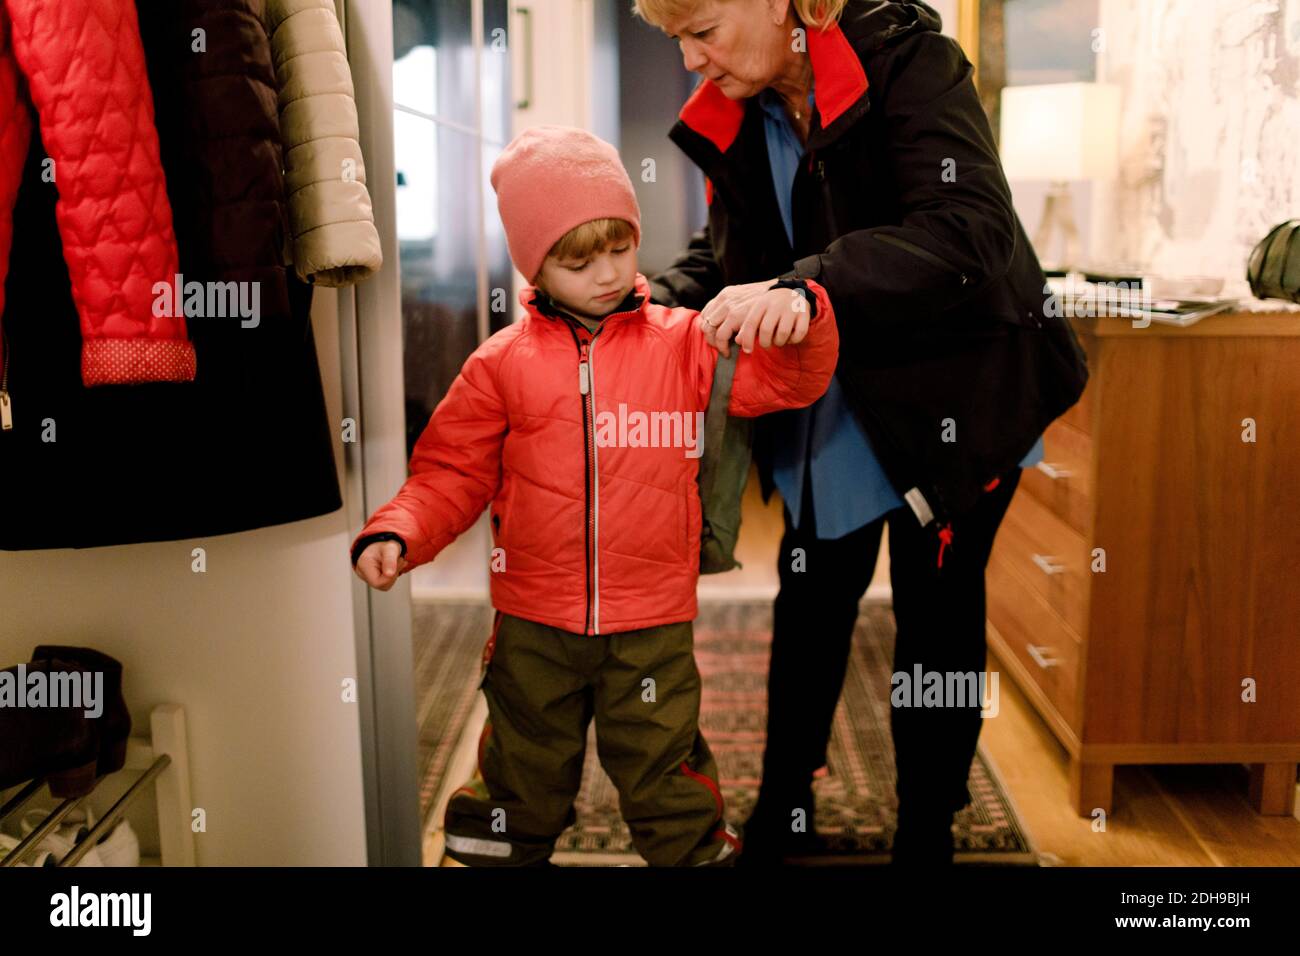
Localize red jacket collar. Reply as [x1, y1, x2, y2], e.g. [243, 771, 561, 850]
[519, 272, 652, 327]
[677, 20, 869, 153]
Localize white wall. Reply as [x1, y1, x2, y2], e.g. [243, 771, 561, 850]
[1090, 0, 1300, 301]
[0, 288, 369, 866]
[930, 0, 959, 37]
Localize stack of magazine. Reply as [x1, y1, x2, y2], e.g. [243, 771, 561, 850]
[1045, 272, 1238, 327]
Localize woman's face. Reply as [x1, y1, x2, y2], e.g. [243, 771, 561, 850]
[662, 0, 791, 100]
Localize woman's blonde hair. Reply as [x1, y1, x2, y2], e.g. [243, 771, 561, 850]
[632, 0, 849, 32]
[534, 217, 637, 284]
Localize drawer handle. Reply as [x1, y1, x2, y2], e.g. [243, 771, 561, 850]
[1035, 460, 1073, 480]
[1031, 553, 1064, 575]
[1026, 644, 1060, 669]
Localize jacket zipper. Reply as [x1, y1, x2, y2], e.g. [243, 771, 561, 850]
[873, 232, 970, 286]
[815, 157, 840, 239]
[578, 334, 601, 634]
[554, 297, 643, 634]
[564, 318, 608, 635]
[0, 316, 11, 431]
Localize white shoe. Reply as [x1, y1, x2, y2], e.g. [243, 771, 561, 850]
[19, 808, 105, 866]
[0, 832, 56, 867]
[20, 805, 140, 867]
[92, 817, 140, 867]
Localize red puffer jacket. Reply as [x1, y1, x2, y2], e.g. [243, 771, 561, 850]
[352, 273, 840, 635]
[0, 0, 196, 397]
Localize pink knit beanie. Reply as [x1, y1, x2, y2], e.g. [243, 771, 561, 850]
[489, 125, 642, 282]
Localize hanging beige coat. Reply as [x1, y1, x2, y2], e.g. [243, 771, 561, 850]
[267, 0, 382, 286]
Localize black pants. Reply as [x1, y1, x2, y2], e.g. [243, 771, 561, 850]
[755, 466, 1021, 825]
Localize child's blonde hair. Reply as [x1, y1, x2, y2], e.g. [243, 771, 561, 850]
[534, 218, 637, 285]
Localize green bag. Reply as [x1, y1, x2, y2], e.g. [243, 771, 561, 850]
[1247, 220, 1300, 304]
[697, 348, 754, 574]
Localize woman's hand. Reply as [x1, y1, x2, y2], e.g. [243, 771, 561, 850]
[354, 540, 408, 591]
[697, 281, 811, 357]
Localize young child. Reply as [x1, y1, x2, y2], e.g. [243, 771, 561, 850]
[351, 125, 839, 867]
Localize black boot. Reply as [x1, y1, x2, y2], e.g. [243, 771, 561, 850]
[736, 786, 826, 866]
[889, 807, 956, 866]
[0, 658, 102, 798]
[30, 645, 131, 777]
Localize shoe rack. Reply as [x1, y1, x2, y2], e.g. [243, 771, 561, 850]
[0, 703, 195, 867]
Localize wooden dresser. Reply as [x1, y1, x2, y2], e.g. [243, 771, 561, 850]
[986, 310, 1300, 817]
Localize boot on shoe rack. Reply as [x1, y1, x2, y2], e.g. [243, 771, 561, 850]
[29, 646, 132, 777]
[0, 657, 102, 799]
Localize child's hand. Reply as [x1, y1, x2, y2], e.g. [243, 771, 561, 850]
[698, 282, 810, 356]
[354, 540, 408, 591]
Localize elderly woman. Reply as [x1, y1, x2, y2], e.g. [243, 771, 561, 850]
[636, 0, 1089, 865]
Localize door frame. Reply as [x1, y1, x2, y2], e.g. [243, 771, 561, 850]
[339, 0, 423, 867]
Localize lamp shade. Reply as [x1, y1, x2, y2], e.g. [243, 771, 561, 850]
[999, 82, 1121, 182]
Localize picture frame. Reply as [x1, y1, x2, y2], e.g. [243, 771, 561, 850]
[956, 0, 1101, 150]
[958, 0, 1014, 148]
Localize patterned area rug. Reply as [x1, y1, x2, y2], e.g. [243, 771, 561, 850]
[414, 600, 1039, 866]
[413, 602, 494, 823]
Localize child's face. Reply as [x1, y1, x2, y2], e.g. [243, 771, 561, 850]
[536, 239, 638, 320]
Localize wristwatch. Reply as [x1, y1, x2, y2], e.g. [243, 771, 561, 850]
[768, 278, 818, 318]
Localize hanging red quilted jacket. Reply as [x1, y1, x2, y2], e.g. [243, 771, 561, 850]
[0, 0, 196, 419]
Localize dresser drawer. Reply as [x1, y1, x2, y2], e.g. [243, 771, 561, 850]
[1020, 420, 1093, 536]
[986, 549, 1081, 730]
[996, 487, 1092, 638]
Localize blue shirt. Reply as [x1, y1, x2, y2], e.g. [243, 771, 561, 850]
[757, 87, 1044, 539]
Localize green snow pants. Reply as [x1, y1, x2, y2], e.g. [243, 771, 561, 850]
[442, 610, 742, 866]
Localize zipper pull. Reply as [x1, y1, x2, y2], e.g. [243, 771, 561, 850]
[936, 522, 954, 569]
[0, 389, 11, 431]
[578, 340, 590, 395]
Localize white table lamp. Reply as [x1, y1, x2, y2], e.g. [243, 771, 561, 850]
[999, 82, 1121, 272]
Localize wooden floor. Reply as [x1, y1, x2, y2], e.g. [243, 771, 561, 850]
[980, 647, 1300, 866]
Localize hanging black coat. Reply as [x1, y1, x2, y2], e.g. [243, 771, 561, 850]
[651, 0, 1090, 530]
[0, 0, 341, 550]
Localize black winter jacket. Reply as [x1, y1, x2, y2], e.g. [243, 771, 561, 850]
[0, 0, 341, 550]
[650, 0, 1089, 535]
